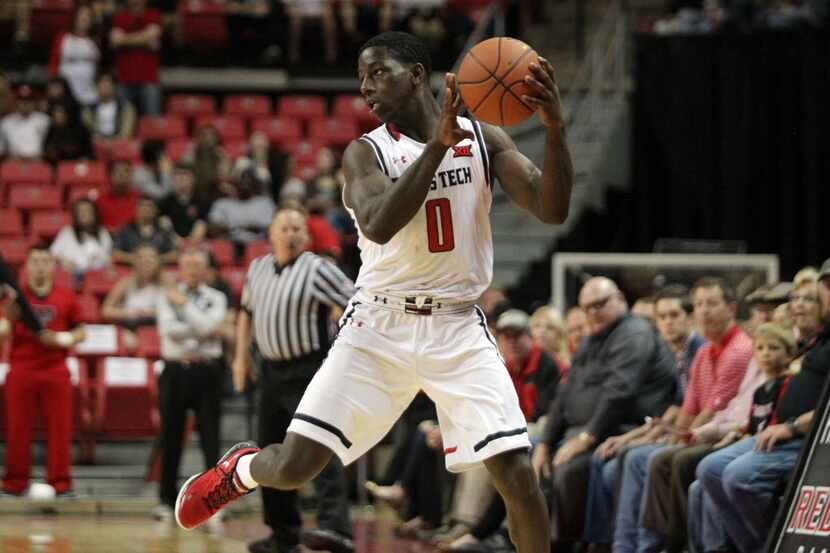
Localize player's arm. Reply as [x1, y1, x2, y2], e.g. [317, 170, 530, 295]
[479, 57, 573, 225]
[342, 74, 474, 244]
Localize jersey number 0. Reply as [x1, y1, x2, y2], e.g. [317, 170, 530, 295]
[425, 198, 455, 252]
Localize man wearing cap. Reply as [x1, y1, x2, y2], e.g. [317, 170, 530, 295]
[744, 282, 791, 334]
[532, 277, 677, 548]
[696, 260, 830, 553]
[0, 85, 50, 159]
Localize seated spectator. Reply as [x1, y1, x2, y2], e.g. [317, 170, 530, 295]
[304, 197, 342, 259]
[565, 305, 590, 355]
[110, 0, 162, 116]
[132, 140, 173, 200]
[530, 304, 571, 369]
[97, 160, 140, 231]
[112, 196, 179, 265]
[233, 131, 291, 201]
[184, 125, 230, 207]
[0, 70, 12, 118]
[102, 243, 168, 329]
[789, 271, 822, 350]
[41, 77, 81, 121]
[82, 72, 137, 141]
[631, 295, 656, 325]
[50, 198, 113, 276]
[284, 0, 338, 65]
[208, 168, 275, 247]
[0, 85, 50, 160]
[158, 162, 209, 241]
[48, 4, 101, 107]
[43, 101, 95, 164]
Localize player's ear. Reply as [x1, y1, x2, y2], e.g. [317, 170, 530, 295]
[410, 63, 426, 86]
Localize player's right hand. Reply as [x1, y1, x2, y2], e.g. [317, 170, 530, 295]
[433, 73, 475, 148]
[531, 443, 552, 480]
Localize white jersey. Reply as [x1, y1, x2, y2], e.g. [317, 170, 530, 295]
[348, 117, 494, 303]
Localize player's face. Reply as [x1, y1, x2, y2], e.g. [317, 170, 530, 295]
[269, 211, 309, 260]
[358, 47, 416, 123]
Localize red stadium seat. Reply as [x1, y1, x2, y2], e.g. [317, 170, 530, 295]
[77, 294, 101, 323]
[195, 116, 246, 143]
[333, 94, 378, 131]
[179, 0, 229, 52]
[166, 94, 217, 119]
[135, 327, 162, 360]
[0, 161, 52, 186]
[277, 95, 327, 122]
[220, 266, 246, 299]
[108, 139, 142, 163]
[138, 116, 187, 142]
[0, 181, 6, 207]
[243, 240, 271, 266]
[286, 139, 327, 165]
[308, 117, 360, 148]
[291, 158, 318, 181]
[9, 185, 63, 212]
[0, 210, 24, 237]
[30, 210, 71, 240]
[165, 139, 193, 163]
[82, 266, 131, 298]
[223, 95, 272, 120]
[251, 117, 303, 148]
[0, 237, 34, 267]
[93, 356, 160, 438]
[206, 239, 235, 267]
[56, 161, 108, 188]
[28, 0, 74, 49]
[223, 140, 248, 161]
[67, 182, 108, 204]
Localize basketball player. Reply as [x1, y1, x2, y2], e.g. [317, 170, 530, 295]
[176, 31, 572, 553]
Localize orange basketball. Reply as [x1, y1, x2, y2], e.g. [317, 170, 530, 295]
[457, 37, 539, 127]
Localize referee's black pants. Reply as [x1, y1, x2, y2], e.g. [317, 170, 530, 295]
[259, 353, 352, 546]
[158, 359, 224, 507]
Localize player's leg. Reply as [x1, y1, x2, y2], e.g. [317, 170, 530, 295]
[43, 363, 73, 494]
[2, 367, 37, 494]
[484, 449, 550, 553]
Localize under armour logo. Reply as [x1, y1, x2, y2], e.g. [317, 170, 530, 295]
[452, 145, 473, 158]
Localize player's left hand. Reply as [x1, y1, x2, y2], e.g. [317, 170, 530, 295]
[522, 57, 563, 129]
[433, 73, 475, 148]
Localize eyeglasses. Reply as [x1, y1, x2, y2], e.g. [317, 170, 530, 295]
[789, 294, 819, 304]
[580, 294, 614, 313]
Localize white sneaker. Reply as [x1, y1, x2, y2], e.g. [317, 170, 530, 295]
[152, 504, 174, 521]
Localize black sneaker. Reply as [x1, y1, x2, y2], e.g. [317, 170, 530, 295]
[302, 528, 355, 553]
[247, 536, 301, 553]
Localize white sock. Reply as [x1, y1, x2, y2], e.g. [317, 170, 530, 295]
[234, 453, 259, 491]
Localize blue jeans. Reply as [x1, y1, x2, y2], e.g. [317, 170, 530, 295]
[612, 444, 666, 553]
[118, 83, 162, 116]
[687, 479, 728, 553]
[584, 454, 620, 544]
[697, 437, 802, 553]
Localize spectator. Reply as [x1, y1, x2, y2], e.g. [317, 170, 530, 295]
[284, 0, 338, 65]
[48, 4, 101, 107]
[43, 101, 95, 164]
[0, 85, 49, 160]
[154, 248, 227, 520]
[81, 72, 137, 141]
[530, 304, 571, 370]
[696, 262, 830, 553]
[41, 76, 81, 119]
[0, 70, 14, 118]
[112, 196, 179, 265]
[50, 198, 113, 276]
[1, 246, 86, 497]
[565, 305, 590, 355]
[233, 131, 291, 201]
[305, 197, 343, 259]
[158, 162, 209, 241]
[185, 125, 230, 207]
[132, 140, 173, 200]
[744, 282, 790, 334]
[96, 160, 139, 231]
[789, 275, 822, 351]
[110, 0, 162, 116]
[532, 277, 677, 549]
[631, 296, 656, 325]
[101, 244, 167, 329]
[208, 168, 275, 247]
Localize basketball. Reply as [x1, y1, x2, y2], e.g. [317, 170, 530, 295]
[457, 37, 539, 127]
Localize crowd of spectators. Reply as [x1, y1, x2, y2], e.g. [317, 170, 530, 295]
[648, 0, 828, 34]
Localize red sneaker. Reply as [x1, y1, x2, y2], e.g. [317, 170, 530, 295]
[175, 441, 260, 530]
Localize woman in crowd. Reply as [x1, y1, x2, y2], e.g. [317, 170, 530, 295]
[43, 101, 94, 164]
[50, 198, 112, 278]
[530, 305, 572, 372]
[132, 140, 174, 200]
[48, 3, 101, 107]
[184, 125, 230, 206]
[101, 244, 168, 329]
[232, 131, 291, 200]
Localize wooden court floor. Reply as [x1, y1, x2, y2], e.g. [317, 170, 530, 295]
[0, 513, 442, 553]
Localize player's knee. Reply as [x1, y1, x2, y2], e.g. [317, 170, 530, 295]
[490, 451, 539, 502]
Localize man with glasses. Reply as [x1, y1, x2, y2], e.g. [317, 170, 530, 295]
[532, 277, 677, 551]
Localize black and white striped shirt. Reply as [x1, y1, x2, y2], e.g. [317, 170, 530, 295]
[241, 251, 356, 361]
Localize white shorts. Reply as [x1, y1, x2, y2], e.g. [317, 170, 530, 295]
[286, 296, 531, 473]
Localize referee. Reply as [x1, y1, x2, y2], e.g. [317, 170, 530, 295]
[234, 206, 356, 553]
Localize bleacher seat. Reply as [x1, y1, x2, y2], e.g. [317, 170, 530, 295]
[308, 117, 360, 149]
[251, 117, 303, 149]
[135, 327, 161, 360]
[179, 0, 229, 52]
[93, 356, 160, 439]
[243, 240, 271, 266]
[277, 95, 327, 123]
[0, 209, 24, 237]
[56, 161, 108, 188]
[138, 116, 187, 142]
[67, 182, 107, 204]
[0, 181, 6, 207]
[108, 139, 142, 163]
[224, 95, 272, 120]
[333, 94, 378, 131]
[195, 115, 246, 143]
[30, 210, 71, 240]
[28, 0, 74, 49]
[220, 266, 246, 299]
[0, 160, 52, 186]
[165, 139, 193, 163]
[83, 266, 132, 298]
[166, 94, 217, 120]
[286, 139, 327, 166]
[206, 239, 235, 267]
[223, 140, 248, 161]
[9, 185, 63, 212]
[77, 295, 101, 323]
[0, 237, 33, 267]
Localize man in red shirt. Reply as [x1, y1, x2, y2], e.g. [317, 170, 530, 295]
[110, 0, 162, 116]
[97, 160, 139, 231]
[1, 245, 85, 496]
